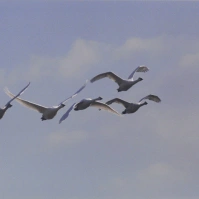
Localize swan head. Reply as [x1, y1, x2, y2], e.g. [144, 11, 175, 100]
[7, 104, 12, 108]
[74, 104, 78, 111]
[143, 101, 148, 105]
[138, 77, 143, 81]
[97, 97, 103, 100]
[122, 110, 126, 114]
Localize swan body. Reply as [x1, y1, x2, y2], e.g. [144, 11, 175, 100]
[0, 104, 12, 119]
[40, 105, 65, 120]
[122, 102, 147, 114]
[74, 97, 103, 110]
[106, 95, 161, 114]
[0, 82, 30, 119]
[90, 66, 149, 92]
[5, 81, 87, 121]
[59, 97, 121, 123]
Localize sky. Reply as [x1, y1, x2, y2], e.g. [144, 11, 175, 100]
[0, 2, 199, 199]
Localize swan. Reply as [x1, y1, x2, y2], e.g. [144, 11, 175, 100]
[106, 94, 161, 114]
[90, 65, 149, 92]
[0, 82, 30, 119]
[4, 80, 88, 121]
[59, 97, 121, 123]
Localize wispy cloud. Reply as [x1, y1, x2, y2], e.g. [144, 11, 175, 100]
[4, 39, 106, 84]
[137, 162, 188, 185]
[113, 36, 166, 60]
[58, 39, 103, 78]
[2, 35, 199, 86]
[0, 69, 6, 86]
[47, 130, 88, 148]
[180, 52, 199, 68]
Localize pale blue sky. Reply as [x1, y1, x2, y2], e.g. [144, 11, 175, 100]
[1, 2, 199, 199]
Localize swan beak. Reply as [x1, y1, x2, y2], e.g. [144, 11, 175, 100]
[41, 116, 46, 121]
[117, 88, 121, 92]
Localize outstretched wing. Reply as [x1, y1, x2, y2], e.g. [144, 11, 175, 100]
[90, 101, 122, 116]
[59, 80, 88, 105]
[4, 88, 47, 113]
[90, 72, 123, 86]
[128, 66, 149, 80]
[59, 103, 76, 124]
[106, 98, 130, 108]
[5, 82, 30, 106]
[139, 94, 161, 103]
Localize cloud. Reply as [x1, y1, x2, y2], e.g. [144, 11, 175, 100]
[112, 35, 199, 66]
[99, 162, 189, 199]
[180, 52, 199, 68]
[113, 36, 166, 59]
[3, 35, 199, 86]
[58, 39, 103, 78]
[137, 162, 188, 185]
[47, 130, 88, 148]
[0, 68, 6, 86]
[5, 38, 105, 84]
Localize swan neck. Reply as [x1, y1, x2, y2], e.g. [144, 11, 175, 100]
[93, 97, 102, 101]
[139, 102, 146, 107]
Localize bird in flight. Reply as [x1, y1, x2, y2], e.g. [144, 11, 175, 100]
[5, 80, 88, 121]
[0, 82, 30, 119]
[106, 94, 161, 114]
[90, 65, 149, 92]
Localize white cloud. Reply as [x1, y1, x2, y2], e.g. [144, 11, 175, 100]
[99, 161, 189, 199]
[137, 162, 188, 185]
[47, 130, 88, 147]
[180, 52, 199, 68]
[149, 106, 199, 143]
[0, 68, 6, 86]
[112, 35, 199, 65]
[113, 36, 166, 59]
[5, 39, 105, 84]
[3, 35, 199, 89]
[58, 39, 103, 78]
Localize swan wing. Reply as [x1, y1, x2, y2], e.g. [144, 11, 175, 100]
[128, 66, 149, 80]
[59, 80, 88, 105]
[5, 82, 30, 106]
[106, 98, 130, 108]
[90, 101, 122, 116]
[139, 94, 161, 103]
[90, 72, 123, 86]
[59, 103, 76, 124]
[4, 88, 47, 113]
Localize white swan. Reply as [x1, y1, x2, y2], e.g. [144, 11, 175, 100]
[106, 95, 161, 114]
[59, 97, 121, 123]
[90, 66, 149, 92]
[5, 80, 88, 121]
[0, 82, 30, 119]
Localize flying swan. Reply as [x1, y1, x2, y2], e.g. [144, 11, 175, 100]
[59, 97, 121, 124]
[5, 80, 88, 121]
[90, 65, 149, 92]
[106, 95, 161, 114]
[0, 82, 30, 119]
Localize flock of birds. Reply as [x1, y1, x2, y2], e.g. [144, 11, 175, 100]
[0, 66, 161, 123]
